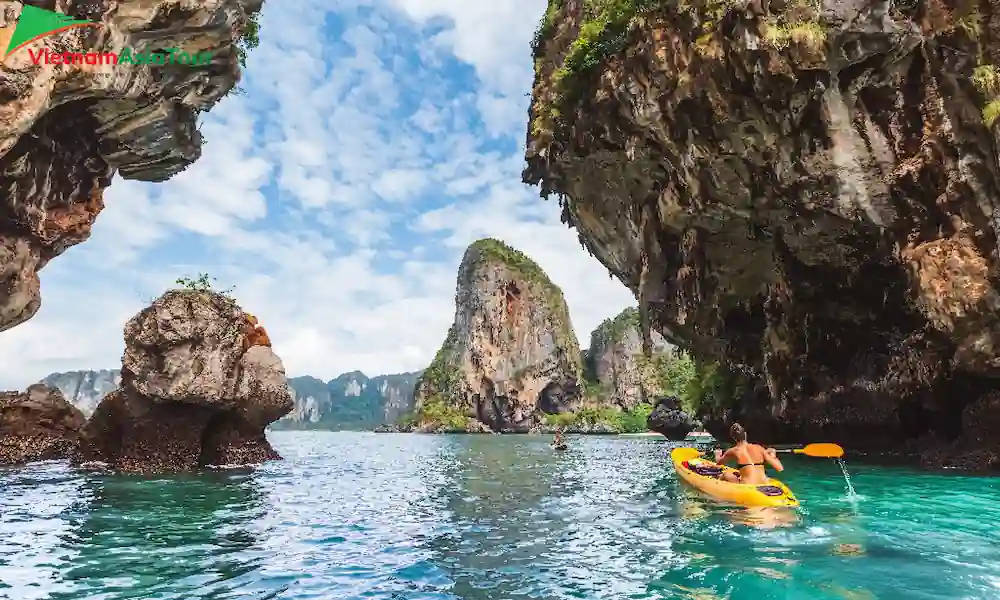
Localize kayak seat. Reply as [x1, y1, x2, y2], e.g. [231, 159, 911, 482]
[756, 485, 785, 496]
[683, 460, 724, 478]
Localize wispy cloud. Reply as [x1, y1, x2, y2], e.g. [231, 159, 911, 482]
[0, 0, 635, 389]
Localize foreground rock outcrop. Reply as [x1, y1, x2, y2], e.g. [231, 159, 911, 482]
[524, 0, 1000, 468]
[0, 384, 85, 465]
[0, 0, 260, 332]
[75, 289, 292, 473]
[647, 395, 700, 440]
[409, 238, 584, 432]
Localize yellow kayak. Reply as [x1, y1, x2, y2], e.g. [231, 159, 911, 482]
[671, 447, 799, 508]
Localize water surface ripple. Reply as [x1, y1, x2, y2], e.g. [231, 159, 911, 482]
[1, 432, 998, 599]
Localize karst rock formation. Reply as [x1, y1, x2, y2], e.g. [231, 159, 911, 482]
[412, 238, 584, 432]
[75, 289, 293, 473]
[524, 0, 1000, 469]
[0, 0, 260, 332]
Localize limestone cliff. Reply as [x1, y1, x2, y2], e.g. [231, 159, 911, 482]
[272, 370, 422, 430]
[0, 0, 260, 331]
[75, 289, 292, 473]
[41, 369, 120, 416]
[411, 238, 583, 432]
[584, 306, 674, 409]
[45, 367, 420, 429]
[524, 0, 1000, 469]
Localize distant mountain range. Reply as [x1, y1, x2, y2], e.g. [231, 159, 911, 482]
[40, 369, 422, 431]
[274, 371, 422, 430]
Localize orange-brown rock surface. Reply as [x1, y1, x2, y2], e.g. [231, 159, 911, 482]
[75, 289, 293, 473]
[524, 0, 1000, 469]
[0, 0, 260, 331]
[0, 383, 85, 465]
[411, 238, 584, 432]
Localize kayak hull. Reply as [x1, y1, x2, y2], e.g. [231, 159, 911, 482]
[671, 447, 799, 508]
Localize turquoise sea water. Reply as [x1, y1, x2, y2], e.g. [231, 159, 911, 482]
[1, 432, 999, 600]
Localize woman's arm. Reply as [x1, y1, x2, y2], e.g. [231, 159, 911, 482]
[763, 447, 784, 472]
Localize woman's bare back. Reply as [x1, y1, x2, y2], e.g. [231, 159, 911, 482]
[718, 442, 779, 485]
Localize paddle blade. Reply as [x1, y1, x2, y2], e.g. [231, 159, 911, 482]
[794, 443, 844, 458]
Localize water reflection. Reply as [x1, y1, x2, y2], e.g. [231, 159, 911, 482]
[419, 434, 579, 599]
[52, 470, 267, 599]
[416, 435, 681, 599]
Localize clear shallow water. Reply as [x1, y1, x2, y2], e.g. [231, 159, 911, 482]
[1, 433, 999, 600]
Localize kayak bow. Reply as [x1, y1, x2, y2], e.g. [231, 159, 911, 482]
[671, 447, 799, 508]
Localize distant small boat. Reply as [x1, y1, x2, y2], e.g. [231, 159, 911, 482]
[685, 431, 715, 443]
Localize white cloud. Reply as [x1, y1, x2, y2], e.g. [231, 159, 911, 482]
[0, 0, 635, 390]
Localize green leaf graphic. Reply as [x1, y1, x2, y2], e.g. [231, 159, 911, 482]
[5, 5, 94, 56]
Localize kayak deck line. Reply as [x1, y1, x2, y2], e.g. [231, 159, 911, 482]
[671, 447, 800, 508]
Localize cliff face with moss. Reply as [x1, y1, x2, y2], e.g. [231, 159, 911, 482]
[0, 0, 259, 331]
[524, 0, 1000, 469]
[585, 306, 675, 409]
[411, 238, 583, 432]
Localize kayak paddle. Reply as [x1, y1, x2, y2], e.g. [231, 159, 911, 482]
[775, 443, 844, 459]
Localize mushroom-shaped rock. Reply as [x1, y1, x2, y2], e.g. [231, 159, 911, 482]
[75, 289, 293, 473]
[0, 384, 85, 466]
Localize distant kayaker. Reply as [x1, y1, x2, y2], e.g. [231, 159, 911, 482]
[713, 423, 783, 485]
[552, 430, 566, 448]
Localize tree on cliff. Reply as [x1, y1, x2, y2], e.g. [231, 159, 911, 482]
[235, 8, 261, 67]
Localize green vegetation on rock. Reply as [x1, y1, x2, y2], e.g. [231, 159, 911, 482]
[175, 272, 235, 298]
[416, 324, 464, 399]
[588, 307, 641, 349]
[551, 0, 655, 82]
[543, 403, 653, 433]
[401, 393, 474, 432]
[636, 349, 696, 400]
[681, 358, 750, 414]
[235, 6, 262, 68]
[532, 0, 564, 52]
[972, 65, 1000, 126]
[531, 0, 655, 135]
[530, 0, 827, 137]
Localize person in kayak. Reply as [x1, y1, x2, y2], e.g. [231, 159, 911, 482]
[552, 430, 567, 449]
[713, 423, 783, 484]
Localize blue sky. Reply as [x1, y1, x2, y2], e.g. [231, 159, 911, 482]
[0, 0, 635, 388]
